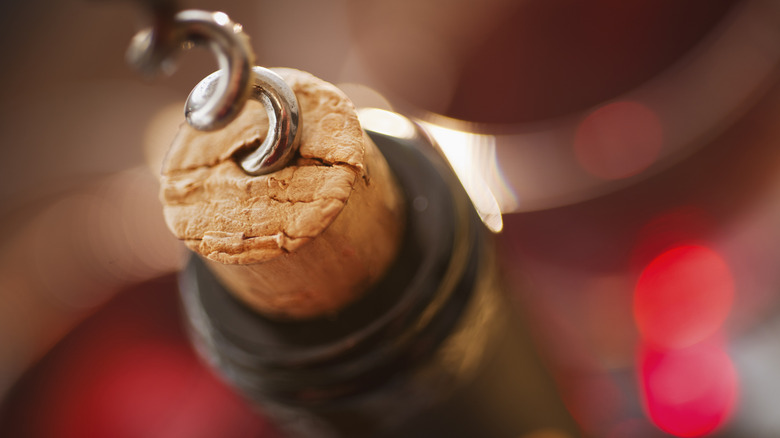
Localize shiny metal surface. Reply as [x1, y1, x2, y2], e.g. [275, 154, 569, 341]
[127, 9, 254, 131]
[128, 9, 301, 175]
[236, 67, 301, 176]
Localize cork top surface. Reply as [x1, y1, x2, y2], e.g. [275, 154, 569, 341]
[161, 68, 366, 264]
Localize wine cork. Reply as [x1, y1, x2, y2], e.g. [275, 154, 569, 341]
[161, 68, 405, 319]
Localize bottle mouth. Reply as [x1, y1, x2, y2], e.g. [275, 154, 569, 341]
[179, 125, 484, 402]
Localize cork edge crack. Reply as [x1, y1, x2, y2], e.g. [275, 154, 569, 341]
[160, 69, 370, 264]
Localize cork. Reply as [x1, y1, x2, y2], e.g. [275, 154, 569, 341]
[161, 68, 405, 319]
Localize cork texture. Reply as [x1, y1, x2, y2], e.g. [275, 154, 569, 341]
[161, 68, 405, 319]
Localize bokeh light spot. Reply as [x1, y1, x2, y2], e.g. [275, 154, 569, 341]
[634, 245, 734, 349]
[639, 340, 738, 437]
[574, 101, 663, 180]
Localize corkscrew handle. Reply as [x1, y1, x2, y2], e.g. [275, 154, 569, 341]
[126, 5, 301, 175]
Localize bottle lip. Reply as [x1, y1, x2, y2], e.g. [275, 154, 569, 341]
[180, 126, 483, 400]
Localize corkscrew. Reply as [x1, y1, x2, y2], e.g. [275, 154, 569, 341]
[126, 4, 301, 176]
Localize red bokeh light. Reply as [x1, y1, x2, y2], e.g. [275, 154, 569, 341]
[38, 338, 272, 438]
[574, 101, 664, 180]
[633, 245, 734, 349]
[0, 277, 275, 438]
[634, 244, 738, 436]
[639, 339, 738, 437]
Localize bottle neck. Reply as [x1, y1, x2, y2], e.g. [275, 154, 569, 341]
[179, 128, 483, 404]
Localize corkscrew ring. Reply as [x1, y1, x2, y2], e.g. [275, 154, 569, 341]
[126, 7, 301, 175]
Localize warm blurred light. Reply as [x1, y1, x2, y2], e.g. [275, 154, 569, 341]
[634, 245, 734, 349]
[102, 168, 186, 280]
[143, 102, 186, 175]
[358, 108, 418, 140]
[357, 109, 505, 231]
[339, 83, 394, 112]
[639, 339, 738, 437]
[574, 101, 663, 180]
[420, 121, 505, 232]
[213, 11, 230, 26]
[0, 166, 186, 396]
[26, 167, 185, 311]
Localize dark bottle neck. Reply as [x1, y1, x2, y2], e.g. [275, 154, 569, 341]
[179, 128, 482, 405]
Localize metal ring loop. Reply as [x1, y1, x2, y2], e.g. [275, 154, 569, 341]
[128, 10, 254, 131]
[186, 67, 301, 175]
[127, 9, 301, 175]
[243, 67, 302, 175]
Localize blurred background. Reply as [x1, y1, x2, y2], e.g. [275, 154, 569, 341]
[2, 0, 780, 436]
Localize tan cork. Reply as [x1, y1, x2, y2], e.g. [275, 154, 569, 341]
[160, 68, 405, 319]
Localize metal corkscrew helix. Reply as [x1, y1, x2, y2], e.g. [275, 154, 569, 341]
[126, 2, 301, 175]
